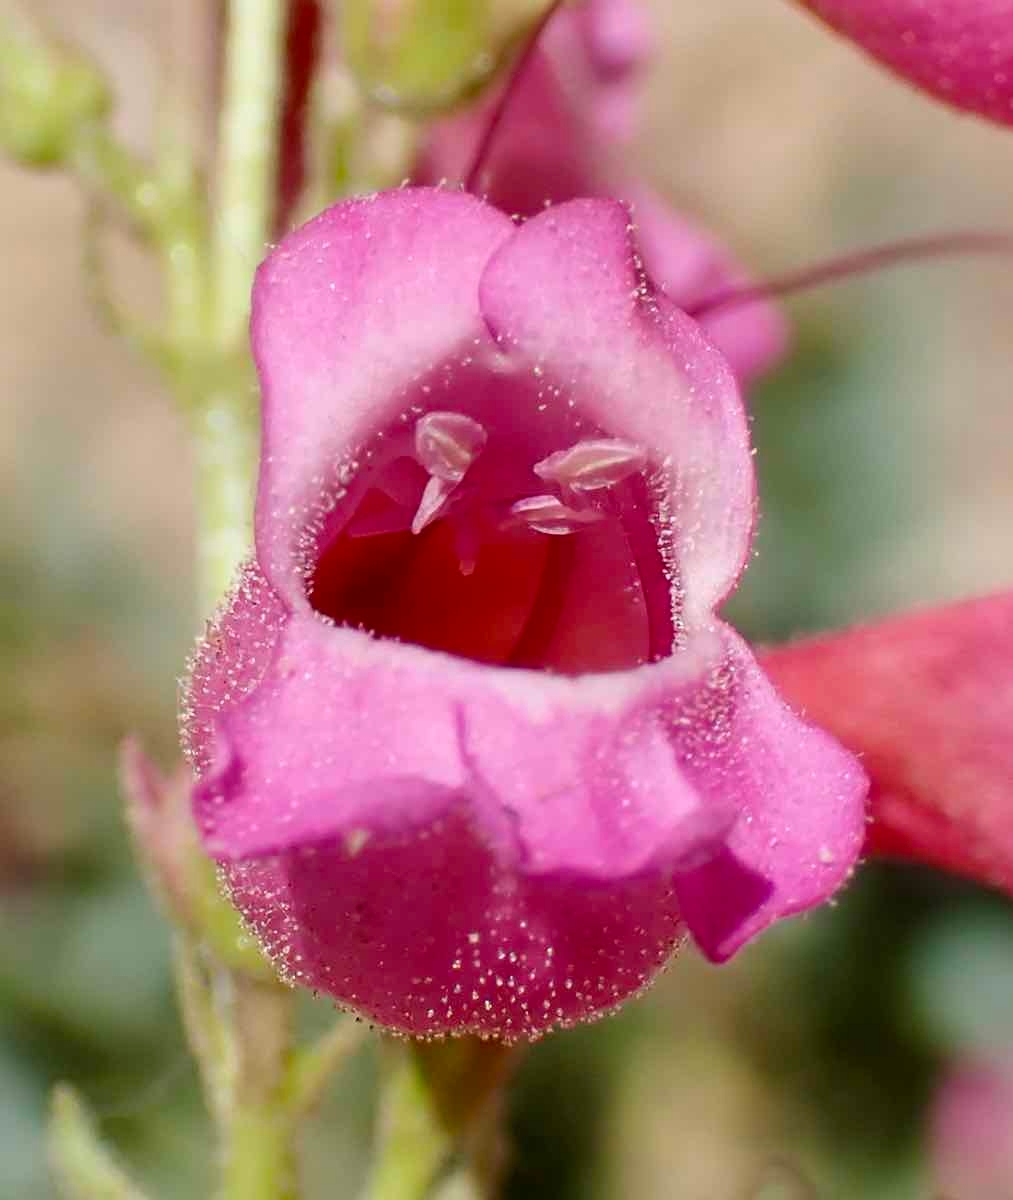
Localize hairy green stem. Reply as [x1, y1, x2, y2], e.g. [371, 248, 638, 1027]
[188, 7, 300, 1197]
[191, 386, 258, 610]
[188, 0, 289, 608]
[213, 0, 287, 349]
[175, 942, 301, 1200]
[283, 1018, 369, 1121]
[214, 976, 299, 1200]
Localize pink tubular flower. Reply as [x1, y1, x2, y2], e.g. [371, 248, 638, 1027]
[796, 1, 1013, 127]
[415, 0, 788, 386]
[763, 592, 1013, 891]
[182, 188, 866, 1039]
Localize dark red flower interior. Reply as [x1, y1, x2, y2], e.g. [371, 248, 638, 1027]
[309, 366, 676, 673]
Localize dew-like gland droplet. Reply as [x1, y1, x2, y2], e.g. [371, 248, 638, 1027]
[533, 437, 647, 493]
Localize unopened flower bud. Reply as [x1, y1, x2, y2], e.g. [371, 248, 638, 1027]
[120, 738, 272, 979]
[0, 27, 110, 167]
[341, 0, 545, 112]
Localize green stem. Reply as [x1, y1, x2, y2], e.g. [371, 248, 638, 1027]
[175, 3, 297, 1191]
[173, 938, 234, 1127]
[68, 123, 162, 233]
[191, 383, 258, 611]
[219, 1099, 299, 1200]
[185, 0, 289, 609]
[197, 968, 300, 1200]
[216, 978, 299, 1200]
[364, 1040, 517, 1200]
[213, 0, 287, 349]
[284, 1018, 369, 1121]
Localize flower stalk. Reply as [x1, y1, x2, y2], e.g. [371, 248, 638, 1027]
[364, 1039, 518, 1200]
[213, 0, 287, 350]
[170, 7, 305, 1200]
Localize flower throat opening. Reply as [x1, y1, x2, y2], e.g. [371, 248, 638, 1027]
[309, 383, 677, 674]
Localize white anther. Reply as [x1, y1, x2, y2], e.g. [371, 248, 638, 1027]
[533, 438, 647, 492]
[415, 412, 488, 483]
[411, 475, 455, 535]
[507, 494, 603, 536]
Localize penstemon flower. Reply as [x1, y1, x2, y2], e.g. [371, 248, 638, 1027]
[182, 187, 868, 1040]
[764, 590, 1013, 890]
[11, 1, 1013, 1193]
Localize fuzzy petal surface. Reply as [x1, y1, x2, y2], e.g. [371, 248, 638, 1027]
[763, 591, 1013, 891]
[798, 0, 1013, 126]
[673, 630, 867, 961]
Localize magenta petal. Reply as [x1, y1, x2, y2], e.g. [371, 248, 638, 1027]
[219, 832, 686, 1039]
[799, 0, 1013, 126]
[182, 562, 287, 776]
[193, 608, 471, 861]
[763, 591, 1013, 892]
[673, 629, 868, 961]
[193, 597, 738, 876]
[478, 197, 756, 617]
[626, 186, 790, 386]
[251, 189, 514, 597]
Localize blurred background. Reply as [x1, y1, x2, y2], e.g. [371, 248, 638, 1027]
[3, 1, 1013, 1196]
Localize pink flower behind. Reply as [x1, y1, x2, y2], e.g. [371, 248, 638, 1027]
[415, 0, 788, 386]
[796, 1, 1013, 127]
[182, 188, 866, 1039]
[763, 592, 1013, 891]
